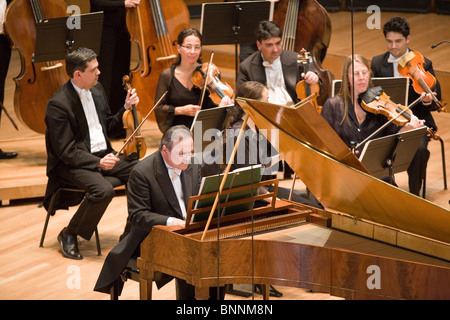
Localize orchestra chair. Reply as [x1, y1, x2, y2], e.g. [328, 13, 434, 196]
[38, 176, 124, 256]
[332, 78, 447, 198]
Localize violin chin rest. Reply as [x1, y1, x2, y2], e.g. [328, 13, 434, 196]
[359, 86, 384, 104]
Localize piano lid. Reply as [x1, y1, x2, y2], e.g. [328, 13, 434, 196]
[237, 97, 450, 245]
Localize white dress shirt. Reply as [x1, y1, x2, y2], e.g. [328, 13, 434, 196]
[262, 55, 294, 106]
[71, 81, 107, 153]
[0, 0, 7, 35]
[163, 159, 186, 226]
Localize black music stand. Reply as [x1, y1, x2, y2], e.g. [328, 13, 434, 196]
[191, 105, 233, 154]
[34, 12, 104, 63]
[200, 1, 271, 83]
[359, 127, 427, 183]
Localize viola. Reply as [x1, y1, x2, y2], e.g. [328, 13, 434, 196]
[191, 62, 234, 105]
[121, 75, 147, 160]
[359, 87, 412, 126]
[398, 51, 447, 112]
[359, 86, 439, 140]
[295, 48, 321, 113]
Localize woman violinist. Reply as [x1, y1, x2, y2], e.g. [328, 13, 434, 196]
[154, 28, 233, 133]
[321, 54, 424, 158]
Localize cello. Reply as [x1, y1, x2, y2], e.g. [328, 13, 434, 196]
[5, 0, 69, 134]
[272, 0, 334, 106]
[125, 0, 190, 124]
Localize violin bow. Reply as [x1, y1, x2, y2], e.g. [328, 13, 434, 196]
[198, 51, 215, 108]
[115, 91, 168, 157]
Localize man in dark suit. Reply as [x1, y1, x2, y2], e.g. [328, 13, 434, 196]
[94, 125, 224, 300]
[236, 20, 319, 107]
[371, 17, 442, 196]
[44, 47, 139, 260]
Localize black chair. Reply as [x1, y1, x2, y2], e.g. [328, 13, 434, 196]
[39, 176, 124, 256]
[422, 135, 447, 198]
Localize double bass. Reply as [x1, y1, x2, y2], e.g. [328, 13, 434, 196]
[5, 0, 69, 134]
[272, 0, 334, 106]
[125, 0, 190, 124]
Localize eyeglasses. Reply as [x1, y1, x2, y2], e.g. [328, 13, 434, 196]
[181, 45, 202, 52]
[352, 70, 370, 78]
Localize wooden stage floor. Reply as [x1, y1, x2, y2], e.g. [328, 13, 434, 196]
[0, 10, 449, 300]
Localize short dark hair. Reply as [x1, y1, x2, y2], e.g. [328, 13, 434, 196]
[159, 125, 192, 151]
[65, 47, 97, 78]
[255, 20, 283, 42]
[174, 27, 203, 66]
[383, 17, 410, 38]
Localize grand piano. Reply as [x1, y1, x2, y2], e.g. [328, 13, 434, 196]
[137, 98, 450, 300]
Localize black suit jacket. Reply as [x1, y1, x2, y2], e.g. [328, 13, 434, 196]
[370, 51, 440, 131]
[94, 151, 202, 294]
[236, 50, 302, 104]
[43, 80, 125, 210]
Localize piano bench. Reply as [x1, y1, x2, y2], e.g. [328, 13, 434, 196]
[110, 257, 139, 300]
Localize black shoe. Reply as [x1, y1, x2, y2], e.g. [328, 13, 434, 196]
[0, 149, 18, 159]
[58, 228, 83, 260]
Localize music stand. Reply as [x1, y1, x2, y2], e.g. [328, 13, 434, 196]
[200, 1, 271, 83]
[332, 77, 410, 105]
[34, 12, 104, 63]
[359, 127, 427, 182]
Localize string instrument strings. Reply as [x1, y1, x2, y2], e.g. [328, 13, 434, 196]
[121, 75, 147, 159]
[398, 51, 447, 112]
[4, 0, 69, 134]
[295, 48, 321, 113]
[115, 91, 168, 157]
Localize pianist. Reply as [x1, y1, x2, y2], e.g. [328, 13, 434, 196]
[94, 125, 225, 299]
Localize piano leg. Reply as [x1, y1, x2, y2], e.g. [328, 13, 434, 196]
[195, 286, 210, 300]
[261, 284, 270, 300]
[139, 269, 153, 300]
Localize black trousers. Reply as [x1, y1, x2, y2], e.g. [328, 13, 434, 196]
[407, 135, 430, 196]
[176, 278, 225, 300]
[56, 153, 136, 240]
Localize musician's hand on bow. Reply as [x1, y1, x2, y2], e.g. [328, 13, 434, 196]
[175, 104, 201, 117]
[219, 95, 233, 107]
[302, 71, 319, 85]
[420, 91, 437, 104]
[124, 88, 139, 110]
[124, 0, 140, 8]
[399, 114, 425, 132]
[98, 153, 120, 171]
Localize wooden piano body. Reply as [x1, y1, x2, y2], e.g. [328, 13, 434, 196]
[137, 98, 450, 300]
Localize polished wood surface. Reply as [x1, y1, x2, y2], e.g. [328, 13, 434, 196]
[0, 10, 449, 300]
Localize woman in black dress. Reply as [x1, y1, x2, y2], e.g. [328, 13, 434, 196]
[154, 28, 233, 133]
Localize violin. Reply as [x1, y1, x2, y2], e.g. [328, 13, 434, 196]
[359, 86, 440, 140]
[296, 48, 321, 113]
[398, 51, 447, 112]
[191, 62, 234, 105]
[121, 75, 147, 160]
